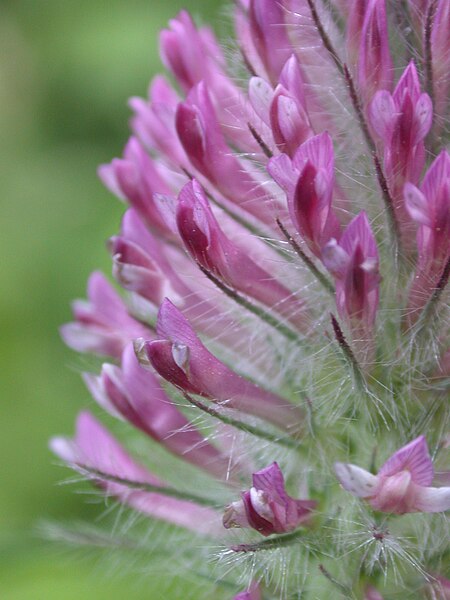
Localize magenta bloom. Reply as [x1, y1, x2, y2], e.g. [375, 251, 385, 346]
[98, 136, 177, 236]
[404, 150, 450, 323]
[60, 271, 151, 358]
[357, 0, 393, 104]
[223, 462, 315, 536]
[83, 343, 232, 480]
[369, 61, 433, 239]
[323, 211, 380, 332]
[145, 299, 304, 433]
[50, 412, 222, 536]
[335, 436, 450, 514]
[54, 1, 450, 596]
[176, 179, 307, 329]
[269, 132, 340, 259]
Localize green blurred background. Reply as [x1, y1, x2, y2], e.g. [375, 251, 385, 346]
[0, 1, 223, 597]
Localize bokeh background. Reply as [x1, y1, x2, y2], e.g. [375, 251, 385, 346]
[0, 1, 224, 597]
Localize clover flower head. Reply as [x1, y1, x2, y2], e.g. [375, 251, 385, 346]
[53, 1, 450, 597]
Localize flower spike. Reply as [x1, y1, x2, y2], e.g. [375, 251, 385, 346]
[55, 3, 450, 596]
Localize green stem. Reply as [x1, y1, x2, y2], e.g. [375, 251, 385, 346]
[197, 264, 305, 347]
[231, 529, 307, 553]
[183, 393, 302, 451]
[182, 168, 292, 262]
[77, 465, 222, 508]
[330, 314, 367, 393]
[248, 122, 273, 158]
[277, 218, 335, 296]
[318, 564, 353, 596]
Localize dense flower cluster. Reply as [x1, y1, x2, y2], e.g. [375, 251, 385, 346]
[52, 1, 449, 598]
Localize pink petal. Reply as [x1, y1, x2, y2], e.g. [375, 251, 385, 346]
[270, 91, 311, 155]
[279, 54, 307, 109]
[393, 61, 421, 105]
[322, 238, 349, 277]
[414, 485, 450, 513]
[248, 76, 273, 125]
[334, 462, 378, 497]
[248, 0, 292, 83]
[404, 183, 431, 226]
[369, 90, 396, 141]
[378, 435, 434, 485]
[82, 371, 124, 420]
[267, 153, 297, 195]
[50, 412, 222, 535]
[411, 93, 433, 144]
[148, 300, 304, 432]
[252, 462, 288, 505]
[358, 0, 393, 102]
[292, 132, 334, 175]
[97, 163, 125, 201]
[370, 471, 412, 513]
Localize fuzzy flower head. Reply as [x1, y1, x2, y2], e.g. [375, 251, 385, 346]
[54, 1, 450, 598]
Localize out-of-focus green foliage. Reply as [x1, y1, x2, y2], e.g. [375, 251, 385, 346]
[0, 1, 223, 597]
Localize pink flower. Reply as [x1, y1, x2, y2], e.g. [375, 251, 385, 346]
[128, 76, 189, 169]
[357, 0, 393, 104]
[369, 61, 433, 237]
[176, 82, 273, 225]
[269, 55, 314, 156]
[50, 411, 222, 536]
[60, 271, 151, 358]
[83, 343, 232, 480]
[144, 299, 304, 433]
[236, 0, 292, 85]
[176, 179, 307, 329]
[98, 136, 177, 236]
[404, 150, 450, 323]
[335, 436, 450, 514]
[268, 132, 340, 258]
[223, 462, 315, 536]
[323, 211, 380, 333]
